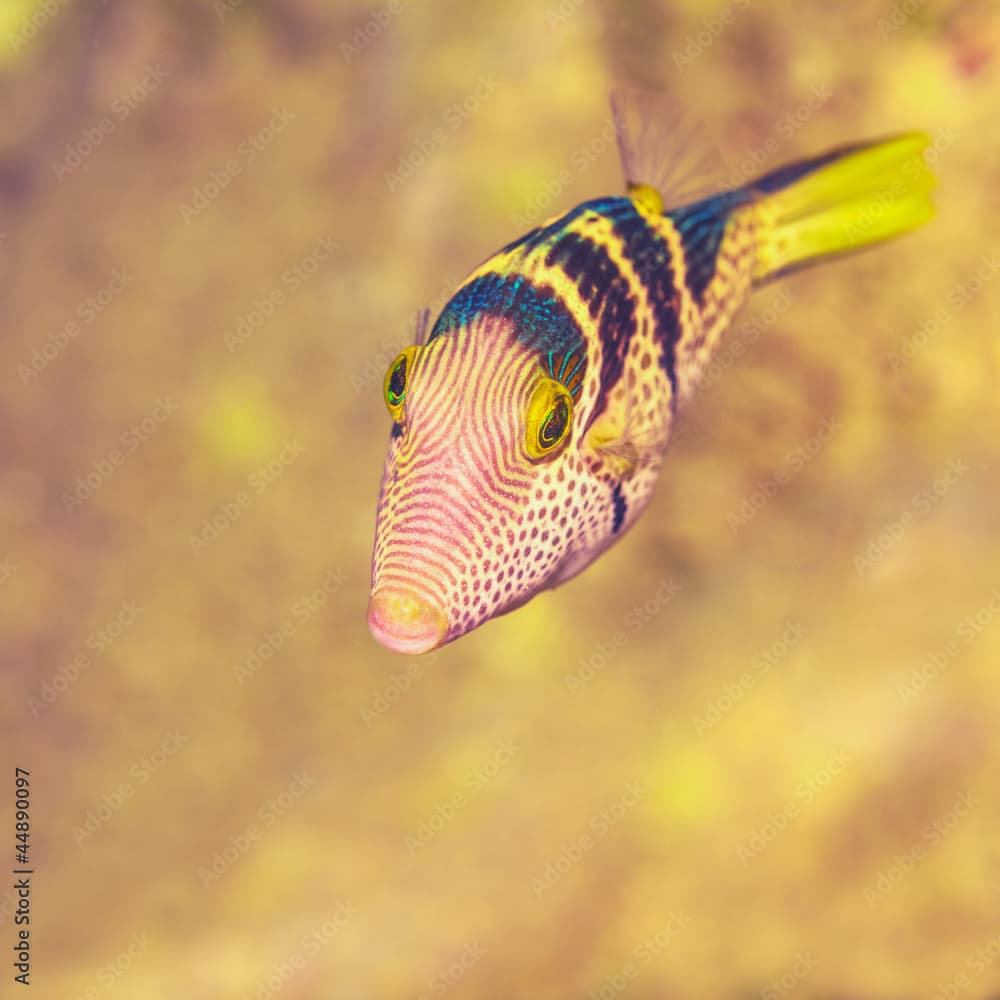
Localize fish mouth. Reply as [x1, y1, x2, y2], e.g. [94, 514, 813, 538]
[367, 588, 448, 655]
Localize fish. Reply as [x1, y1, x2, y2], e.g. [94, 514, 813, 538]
[367, 96, 935, 654]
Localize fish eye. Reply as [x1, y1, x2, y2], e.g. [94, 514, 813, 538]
[526, 378, 574, 459]
[383, 346, 420, 423]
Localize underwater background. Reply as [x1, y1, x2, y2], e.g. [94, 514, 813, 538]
[3, 0, 999, 996]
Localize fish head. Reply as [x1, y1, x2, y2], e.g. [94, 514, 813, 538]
[368, 312, 617, 654]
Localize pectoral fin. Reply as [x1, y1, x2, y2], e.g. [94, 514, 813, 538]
[586, 411, 639, 478]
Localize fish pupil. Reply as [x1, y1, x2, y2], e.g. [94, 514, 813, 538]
[541, 397, 568, 447]
[388, 359, 406, 406]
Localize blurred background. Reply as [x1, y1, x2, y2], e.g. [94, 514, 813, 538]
[3, 0, 999, 996]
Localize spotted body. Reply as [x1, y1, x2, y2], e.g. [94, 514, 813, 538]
[369, 121, 934, 654]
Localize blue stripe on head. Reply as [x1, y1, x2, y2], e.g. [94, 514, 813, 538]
[429, 273, 585, 358]
[563, 354, 585, 383]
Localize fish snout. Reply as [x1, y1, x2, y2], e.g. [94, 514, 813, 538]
[367, 588, 448, 654]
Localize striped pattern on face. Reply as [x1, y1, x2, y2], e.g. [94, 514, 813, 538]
[370, 317, 595, 651]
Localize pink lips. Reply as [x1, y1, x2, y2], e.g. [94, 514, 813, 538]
[367, 588, 448, 654]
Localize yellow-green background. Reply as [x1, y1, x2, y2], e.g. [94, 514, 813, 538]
[4, 0, 999, 996]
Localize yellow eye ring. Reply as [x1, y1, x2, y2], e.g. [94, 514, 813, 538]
[383, 346, 420, 423]
[526, 378, 573, 459]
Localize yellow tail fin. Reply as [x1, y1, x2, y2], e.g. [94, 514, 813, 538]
[748, 132, 935, 283]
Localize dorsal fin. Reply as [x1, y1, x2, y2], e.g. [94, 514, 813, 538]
[610, 87, 725, 212]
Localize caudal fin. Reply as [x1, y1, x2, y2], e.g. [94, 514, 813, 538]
[747, 132, 935, 283]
